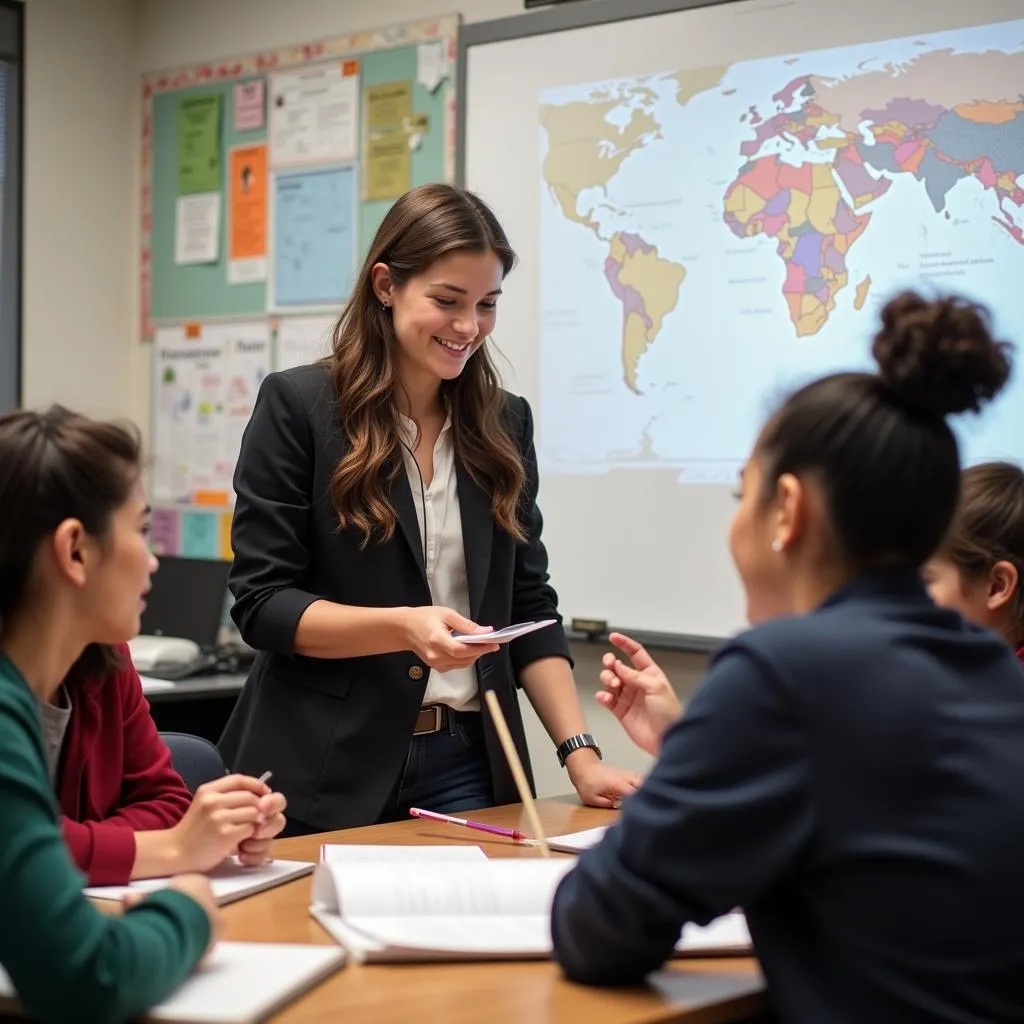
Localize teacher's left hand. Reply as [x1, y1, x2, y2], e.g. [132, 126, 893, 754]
[566, 753, 642, 810]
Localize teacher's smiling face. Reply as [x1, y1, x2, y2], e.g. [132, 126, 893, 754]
[373, 249, 503, 385]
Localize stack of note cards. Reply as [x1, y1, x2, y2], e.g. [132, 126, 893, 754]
[84, 857, 314, 906]
[0, 942, 344, 1023]
[308, 848, 752, 962]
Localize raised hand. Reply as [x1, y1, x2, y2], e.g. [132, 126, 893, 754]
[597, 632, 681, 756]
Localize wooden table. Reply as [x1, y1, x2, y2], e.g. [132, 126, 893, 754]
[221, 797, 766, 1023]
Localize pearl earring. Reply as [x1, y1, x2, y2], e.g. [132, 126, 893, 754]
[381, 301, 389, 310]
[771, 538, 783, 553]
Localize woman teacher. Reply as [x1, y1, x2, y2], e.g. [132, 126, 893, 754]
[220, 183, 638, 835]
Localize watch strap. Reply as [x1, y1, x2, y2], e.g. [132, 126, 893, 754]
[556, 732, 602, 767]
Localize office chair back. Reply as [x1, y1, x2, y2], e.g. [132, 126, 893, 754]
[160, 731, 227, 793]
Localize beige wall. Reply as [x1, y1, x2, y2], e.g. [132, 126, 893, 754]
[23, 0, 712, 794]
[22, 0, 142, 423]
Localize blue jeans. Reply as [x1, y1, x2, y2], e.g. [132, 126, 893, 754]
[375, 709, 494, 824]
[277, 710, 494, 837]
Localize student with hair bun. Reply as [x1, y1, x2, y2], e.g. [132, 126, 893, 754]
[924, 460, 1024, 660]
[552, 292, 1024, 1023]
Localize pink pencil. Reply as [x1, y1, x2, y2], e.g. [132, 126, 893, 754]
[409, 807, 527, 842]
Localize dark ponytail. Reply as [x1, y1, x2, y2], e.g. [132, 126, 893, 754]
[757, 291, 1012, 570]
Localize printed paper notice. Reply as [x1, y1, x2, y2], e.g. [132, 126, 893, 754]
[233, 79, 265, 132]
[177, 93, 222, 194]
[228, 144, 268, 284]
[152, 321, 270, 502]
[367, 81, 412, 131]
[175, 192, 221, 264]
[275, 315, 334, 371]
[269, 61, 358, 167]
[272, 166, 356, 309]
[416, 40, 448, 93]
[366, 129, 410, 202]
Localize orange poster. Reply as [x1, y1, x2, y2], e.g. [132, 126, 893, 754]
[228, 143, 268, 284]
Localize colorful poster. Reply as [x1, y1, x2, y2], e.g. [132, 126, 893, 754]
[148, 507, 181, 556]
[177, 93, 221, 194]
[269, 60, 359, 167]
[365, 129, 410, 201]
[233, 79, 265, 132]
[228, 144, 268, 284]
[271, 165, 356, 309]
[152, 320, 270, 503]
[181, 512, 220, 559]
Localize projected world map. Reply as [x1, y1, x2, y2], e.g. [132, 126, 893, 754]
[538, 20, 1024, 479]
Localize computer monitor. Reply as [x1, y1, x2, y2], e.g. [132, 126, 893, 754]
[139, 556, 232, 650]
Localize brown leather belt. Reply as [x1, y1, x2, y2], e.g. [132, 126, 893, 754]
[413, 704, 449, 736]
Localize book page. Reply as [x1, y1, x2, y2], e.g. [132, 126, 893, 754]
[343, 914, 552, 957]
[676, 912, 751, 954]
[312, 859, 573, 918]
[320, 844, 487, 864]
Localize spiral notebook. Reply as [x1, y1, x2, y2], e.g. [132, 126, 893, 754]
[0, 942, 344, 1023]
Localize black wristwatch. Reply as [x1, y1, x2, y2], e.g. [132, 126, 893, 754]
[556, 733, 602, 767]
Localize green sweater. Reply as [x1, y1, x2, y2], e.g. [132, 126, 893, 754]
[0, 653, 211, 1022]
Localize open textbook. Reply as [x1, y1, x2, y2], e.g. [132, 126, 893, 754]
[0, 942, 344, 1023]
[310, 857, 750, 962]
[84, 857, 314, 905]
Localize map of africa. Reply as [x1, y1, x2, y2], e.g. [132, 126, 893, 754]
[538, 19, 1024, 479]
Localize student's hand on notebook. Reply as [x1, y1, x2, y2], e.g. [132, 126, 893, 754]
[237, 789, 288, 866]
[401, 605, 500, 672]
[598, 632, 681, 757]
[170, 774, 268, 873]
[167, 874, 223, 957]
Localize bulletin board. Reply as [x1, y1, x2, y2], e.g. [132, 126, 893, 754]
[139, 16, 459, 563]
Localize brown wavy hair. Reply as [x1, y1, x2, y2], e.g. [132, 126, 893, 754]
[327, 183, 526, 545]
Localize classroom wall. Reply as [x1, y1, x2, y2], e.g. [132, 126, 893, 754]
[22, 0, 147, 428]
[23, 0, 711, 797]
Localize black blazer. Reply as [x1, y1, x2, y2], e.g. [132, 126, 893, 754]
[218, 364, 572, 831]
[552, 571, 1024, 1023]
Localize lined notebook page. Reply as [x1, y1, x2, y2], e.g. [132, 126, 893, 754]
[84, 858, 314, 905]
[320, 844, 487, 864]
[0, 942, 344, 1023]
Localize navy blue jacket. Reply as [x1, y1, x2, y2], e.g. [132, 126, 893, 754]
[552, 571, 1024, 1023]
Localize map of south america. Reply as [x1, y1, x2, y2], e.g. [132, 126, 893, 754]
[540, 69, 725, 389]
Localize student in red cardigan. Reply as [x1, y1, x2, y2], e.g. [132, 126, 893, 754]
[48, 642, 289, 886]
[924, 461, 1024, 663]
